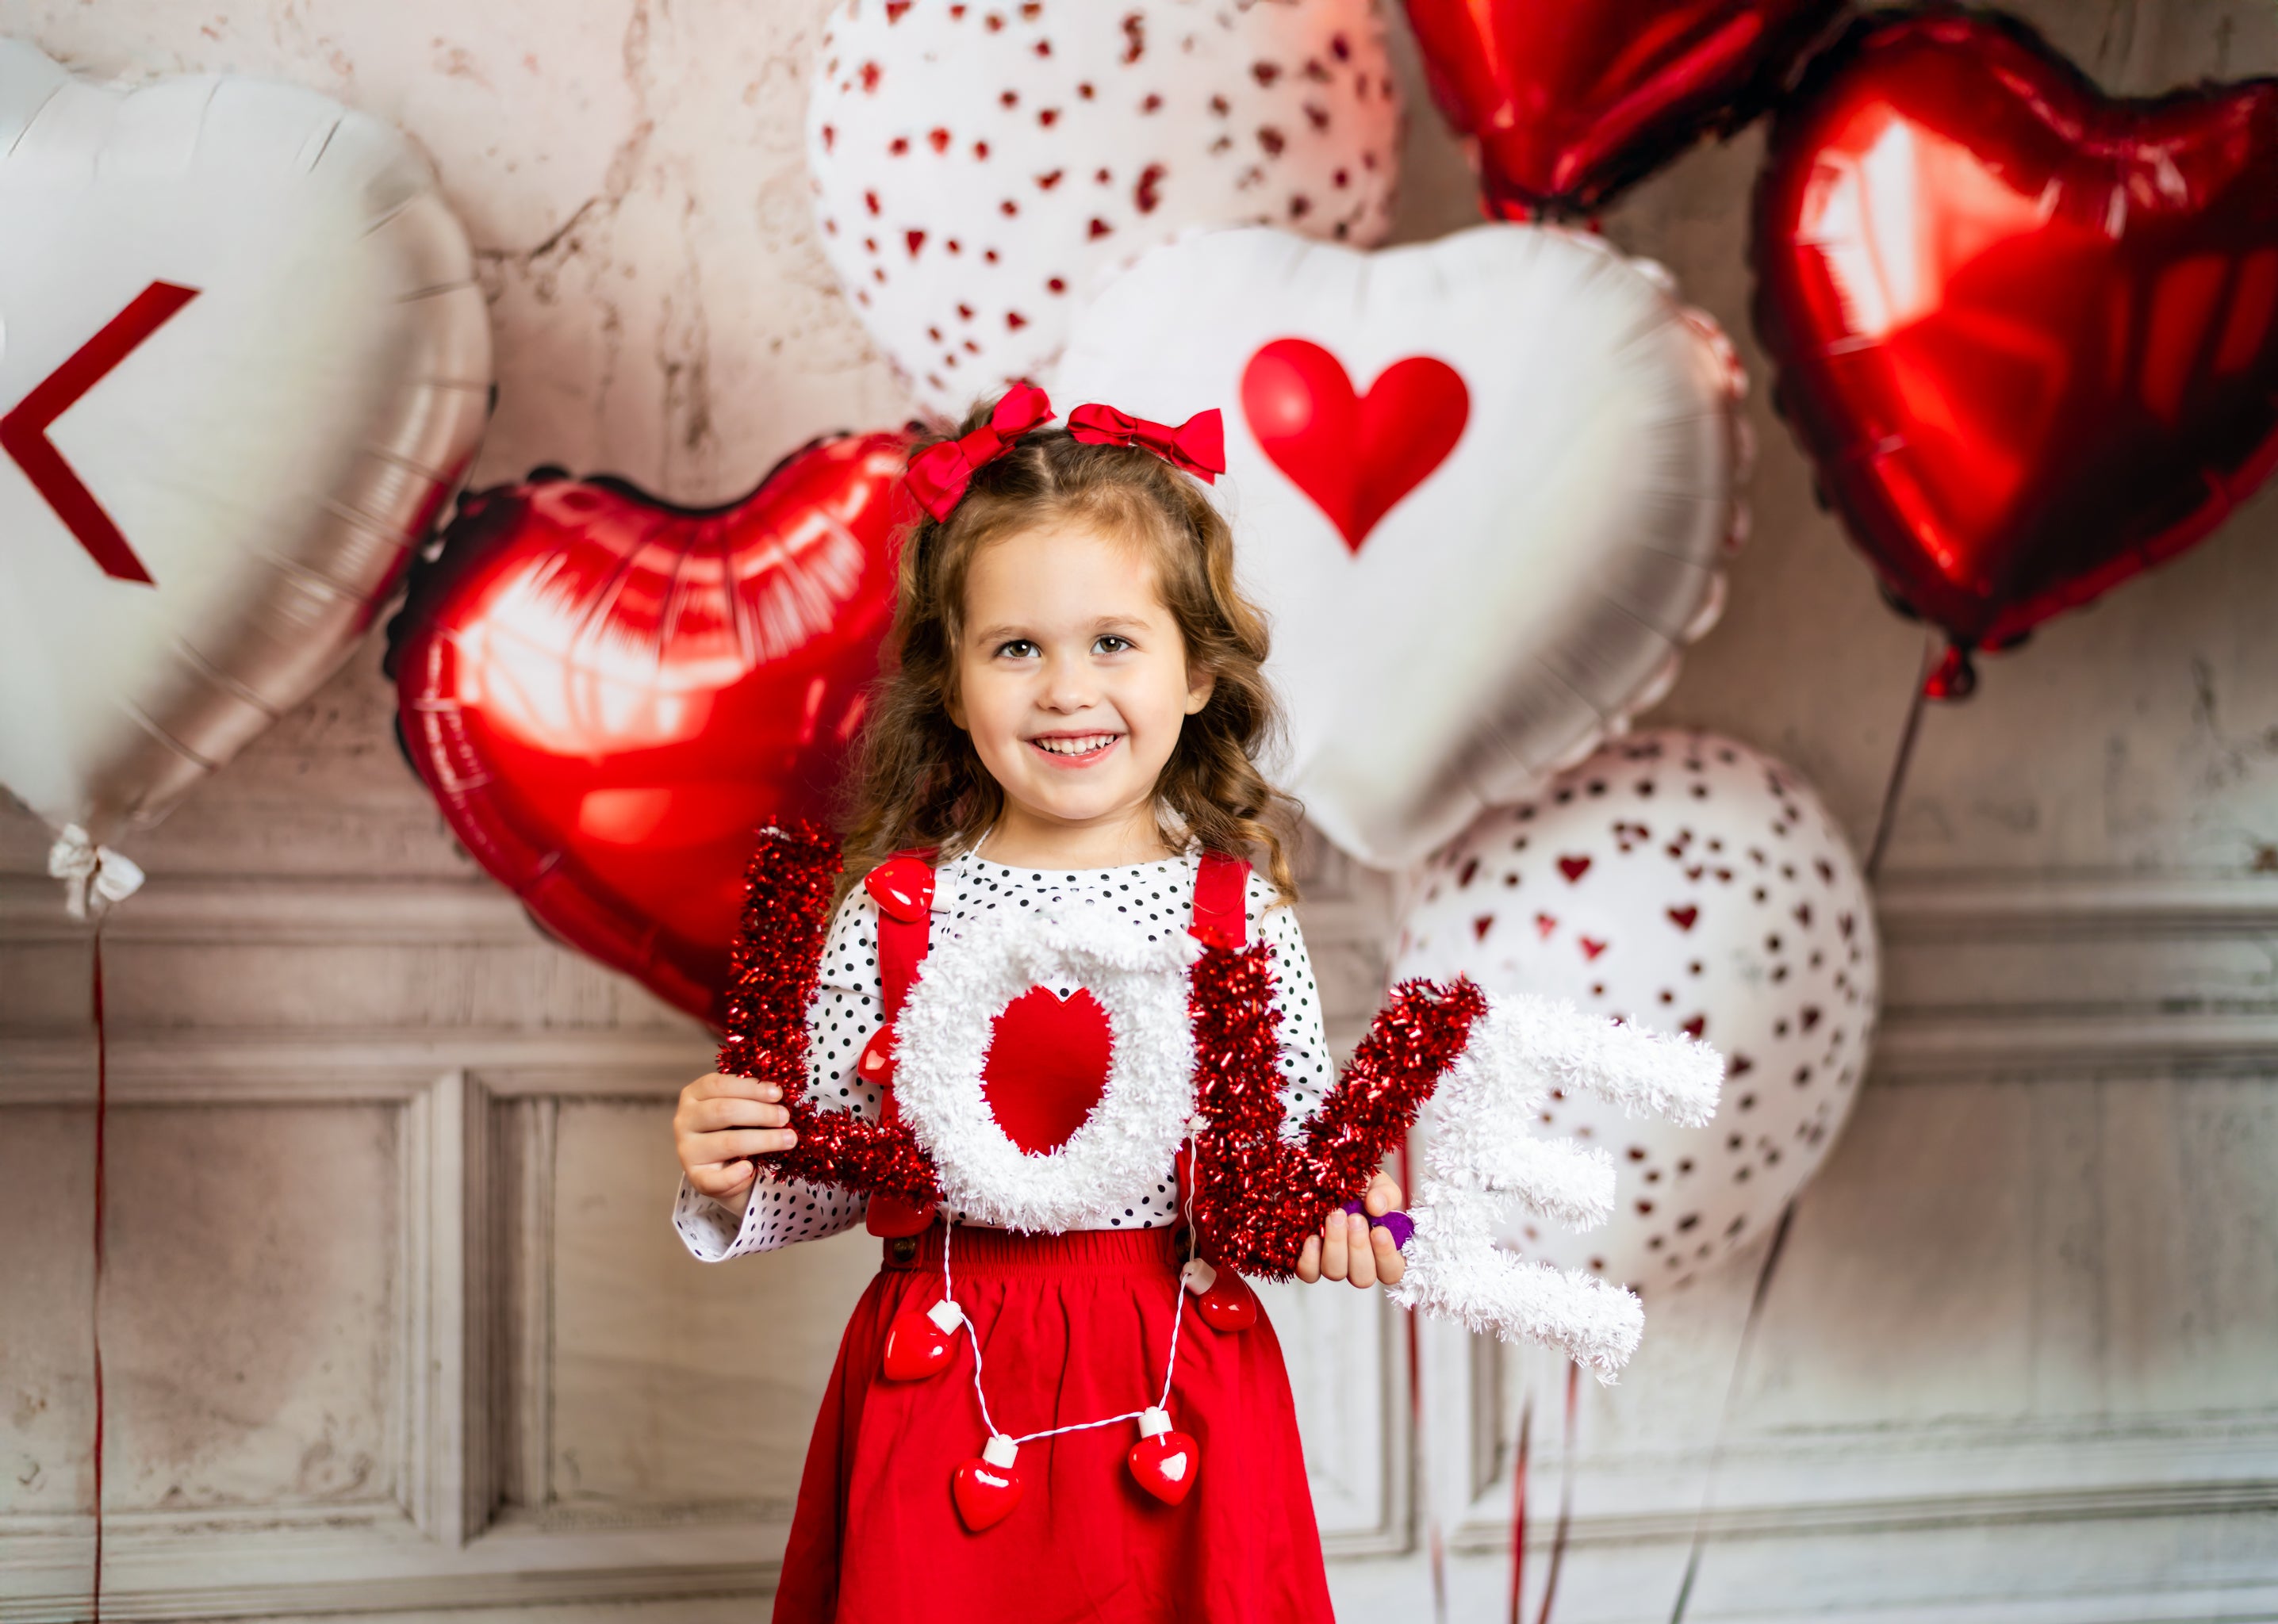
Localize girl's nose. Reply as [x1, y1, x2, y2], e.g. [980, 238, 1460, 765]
[1041, 654, 1099, 712]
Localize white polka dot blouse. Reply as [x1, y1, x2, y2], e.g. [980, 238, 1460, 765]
[672, 848, 1333, 1262]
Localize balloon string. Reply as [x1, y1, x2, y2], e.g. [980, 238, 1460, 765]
[1666, 1200, 1797, 1624]
[1864, 630, 1942, 880]
[1506, 1387, 1532, 1624]
[1532, 1362, 1580, 1624]
[1396, 1138, 1446, 1624]
[90, 923, 109, 1623]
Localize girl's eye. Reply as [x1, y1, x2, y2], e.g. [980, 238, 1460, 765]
[1095, 635, 1132, 655]
[996, 638, 1038, 659]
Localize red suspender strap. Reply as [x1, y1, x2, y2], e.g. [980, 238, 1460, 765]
[860, 851, 937, 1238]
[1179, 851, 1252, 1235]
[1191, 849, 1250, 948]
[865, 850, 937, 1023]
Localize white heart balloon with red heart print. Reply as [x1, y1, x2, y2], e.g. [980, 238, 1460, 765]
[807, 0, 1399, 423]
[1394, 730, 1880, 1290]
[0, 42, 490, 877]
[1054, 224, 1749, 868]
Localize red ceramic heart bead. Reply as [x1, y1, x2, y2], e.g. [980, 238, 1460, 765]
[880, 1306, 957, 1382]
[1403, 0, 1841, 216]
[1754, 10, 2278, 655]
[1128, 1419, 1202, 1507]
[1239, 339, 1469, 552]
[388, 434, 911, 1025]
[952, 1450, 1025, 1533]
[981, 986, 1113, 1155]
[1196, 1276, 1259, 1333]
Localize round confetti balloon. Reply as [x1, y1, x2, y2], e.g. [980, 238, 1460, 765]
[1394, 730, 1881, 1291]
[807, 0, 1401, 422]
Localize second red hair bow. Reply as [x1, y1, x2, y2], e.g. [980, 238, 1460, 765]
[904, 381, 1057, 521]
[1067, 403, 1225, 483]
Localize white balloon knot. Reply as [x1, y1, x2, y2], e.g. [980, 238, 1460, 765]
[46, 825, 146, 921]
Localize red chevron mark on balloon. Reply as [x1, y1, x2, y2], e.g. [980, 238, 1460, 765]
[1, 281, 201, 585]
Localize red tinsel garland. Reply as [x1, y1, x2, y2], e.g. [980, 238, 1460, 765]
[1187, 932, 1490, 1277]
[715, 822, 943, 1205]
[715, 830, 1486, 1256]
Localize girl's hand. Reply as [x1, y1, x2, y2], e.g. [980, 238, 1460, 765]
[1295, 1170, 1406, 1289]
[673, 1071, 797, 1202]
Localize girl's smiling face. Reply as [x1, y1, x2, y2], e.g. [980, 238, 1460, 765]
[950, 521, 1214, 862]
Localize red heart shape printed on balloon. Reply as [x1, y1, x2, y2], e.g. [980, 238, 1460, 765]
[1403, 0, 1841, 216]
[387, 434, 910, 1025]
[1240, 339, 1469, 551]
[1128, 1428, 1202, 1506]
[981, 986, 1113, 1154]
[953, 1454, 1026, 1532]
[1754, 10, 2278, 651]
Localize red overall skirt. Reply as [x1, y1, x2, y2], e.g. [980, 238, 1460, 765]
[769, 854, 1336, 1624]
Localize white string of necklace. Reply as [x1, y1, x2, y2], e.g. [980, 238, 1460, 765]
[941, 1133, 1201, 1446]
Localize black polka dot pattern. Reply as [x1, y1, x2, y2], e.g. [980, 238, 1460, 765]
[673, 849, 1331, 1259]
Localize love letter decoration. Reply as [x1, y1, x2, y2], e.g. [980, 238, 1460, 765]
[1753, 9, 2278, 689]
[720, 822, 1723, 1377]
[0, 40, 491, 872]
[386, 435, 909, 1026]
[1402, 0, 1842, 218]
[1057, 224, 1749, 868]
[807, 0, 1400, 422]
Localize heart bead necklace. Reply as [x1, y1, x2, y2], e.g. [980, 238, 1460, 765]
[890, 1134, 1225, 1530]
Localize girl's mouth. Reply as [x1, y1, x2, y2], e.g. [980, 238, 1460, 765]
[1027, 732, 1122, 764]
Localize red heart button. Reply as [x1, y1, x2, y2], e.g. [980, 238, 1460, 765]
[389, 435, 911, 1025]
[982, 987, 1113, 1155]
[952, 1451, 1025, 1532]
[1128, 1423, 1202, 1507]
[1755, 10, 2278, 652]
[1240, 339, 1468, 552]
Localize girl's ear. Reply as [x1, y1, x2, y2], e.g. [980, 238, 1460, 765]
[1184, 665, 1217, 716]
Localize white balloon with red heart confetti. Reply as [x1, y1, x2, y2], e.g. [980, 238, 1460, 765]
[807, 0, 1401, 423]
[1394, 730, 1880, 1292]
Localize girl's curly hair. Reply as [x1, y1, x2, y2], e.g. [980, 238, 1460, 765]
[836, 394, 1301, 904]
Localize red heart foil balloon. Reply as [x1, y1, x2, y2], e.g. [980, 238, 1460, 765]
[1128, 1420, 1202, 1507]
[980, 987, 1114, 1155]
[1753, 10, 2278, 663]
[387, 433, 910, 1024]
[1402, 0, 1840, 217]
[1240, 339, 1469, 552]
[952, 1449, 1025, 1533]
[881, 1305, 958, 1382]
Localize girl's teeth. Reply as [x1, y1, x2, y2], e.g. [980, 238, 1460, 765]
[1038, 735, 1113, 754]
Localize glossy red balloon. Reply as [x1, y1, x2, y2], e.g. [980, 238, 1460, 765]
[1402, 0, 1839, 218]
[1753, 10, 2278, 666]
[386, 434, 911, 1025]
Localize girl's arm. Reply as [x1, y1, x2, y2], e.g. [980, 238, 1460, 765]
[670, 888, 887, 1261]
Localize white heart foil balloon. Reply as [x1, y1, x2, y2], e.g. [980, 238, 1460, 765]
[0, 41, 492, 850]
[1394, 731, 1879, 1290]
[1055, 225, 1747, 868]
[807, 0, 1399, 423]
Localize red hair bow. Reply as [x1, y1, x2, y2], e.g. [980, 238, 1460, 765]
[1068, 403, 1225, 483]
[903, 381, 1057, 521]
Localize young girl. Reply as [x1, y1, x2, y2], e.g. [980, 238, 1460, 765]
[669, 384, 1406, 1623]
